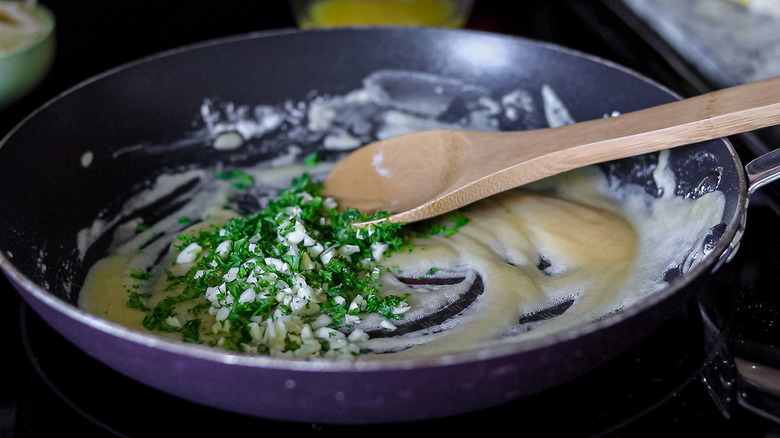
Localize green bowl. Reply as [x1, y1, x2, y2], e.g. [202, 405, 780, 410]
[0, 3, 55, 109]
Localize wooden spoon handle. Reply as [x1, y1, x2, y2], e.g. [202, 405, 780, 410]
[562, 75, 780, 162]
[462, 76, 780, 184]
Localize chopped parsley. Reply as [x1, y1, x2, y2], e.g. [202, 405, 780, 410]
[127, 291, 151, 311]
[130, 268, 151, 280]
[127, 171, 468, 358]
[217, 169, 256, 190]
[303, 151, 321, 168]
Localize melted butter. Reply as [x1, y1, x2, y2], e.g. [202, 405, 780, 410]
[79, 172, 645, 358]
[80, 209, 239, 339]
[357, 190, 638, 357]
[296, 0, 467, 28]
[81, 255, 146, 330]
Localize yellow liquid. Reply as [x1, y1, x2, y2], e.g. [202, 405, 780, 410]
[298, 0, 468, 28]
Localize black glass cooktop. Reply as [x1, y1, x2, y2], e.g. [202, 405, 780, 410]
[2, 1, 779, 436]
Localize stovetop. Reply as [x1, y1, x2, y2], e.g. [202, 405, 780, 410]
[2, 1, 779, 436]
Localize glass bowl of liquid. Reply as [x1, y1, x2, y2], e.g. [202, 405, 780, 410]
[0, 1, 55, 109]
[289, 0, 474, 28]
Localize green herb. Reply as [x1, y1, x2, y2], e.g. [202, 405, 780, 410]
[127, 291, 151, 311]
[450, 213, 470, 229]
[303, 151, 321, 168]
[181, 319, 201, 343]
[130, 268, 151, 280]
[217, 169, 255, 189]
[129, 170, 469, 358]
[141, 296, 180, 332]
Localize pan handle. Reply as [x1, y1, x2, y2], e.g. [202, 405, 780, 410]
[711, 146, 780, 271]
[712, 148, 780, 272]
[745, 146, 780, 195]
[704, 145, 780, 426]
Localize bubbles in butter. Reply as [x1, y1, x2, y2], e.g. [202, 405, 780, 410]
[76, 69, 726, 359]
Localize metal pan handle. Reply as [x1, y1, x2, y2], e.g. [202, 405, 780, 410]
[746, 146, 780, 195]
[702, 144, 780, 427]
[711, 146, 780, 270]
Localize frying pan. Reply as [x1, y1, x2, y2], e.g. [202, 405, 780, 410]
[0, 27, 777, 424]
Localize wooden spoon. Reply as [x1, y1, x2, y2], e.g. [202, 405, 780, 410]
[322, 76, 780, 224]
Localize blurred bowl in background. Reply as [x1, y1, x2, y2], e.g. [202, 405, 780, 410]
[288, 0, 474, 28]
[0, 1, 55, 110]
